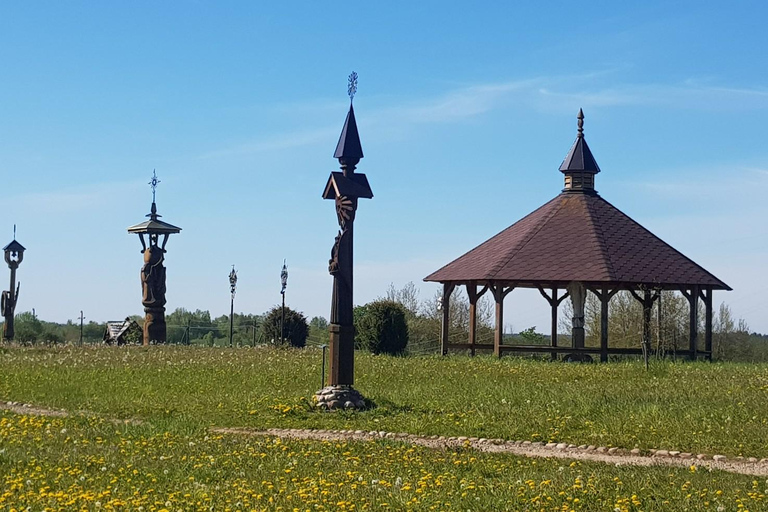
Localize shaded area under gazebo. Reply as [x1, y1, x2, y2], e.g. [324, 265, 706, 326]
[424, 111, 730, 361]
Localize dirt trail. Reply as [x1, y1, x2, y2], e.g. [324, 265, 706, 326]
[0, 400, 142, 425]
[3, 399, 766, 477]
[213, 427, 768, 478]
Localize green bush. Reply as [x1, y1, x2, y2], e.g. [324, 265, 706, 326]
[262, 305, 309, 348]
[354, 300, 409, 355]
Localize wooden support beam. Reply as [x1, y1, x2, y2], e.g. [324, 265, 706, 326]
[642, 289, 652, 369]
[467, 282, 478, 356]
[600, 287, 609, 362]
[440, 283, 455, 356]
[537, 286, 563, 360]
[550, 287, 558, 360]
[704, 287, 713, 361]
[688, 285, 699, 361]
[492, 283, 505, 358]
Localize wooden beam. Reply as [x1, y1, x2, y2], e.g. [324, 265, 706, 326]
[688, 285, 699, 361]
[467, 282, 478, 356]
[600, 287, 609, 363]
[550, 287, 558, 360]
[704, 287, 713, 361]
[492, 283, 504, 358]
[446, 343, 495, 350]
[440, 283, 455, 356]
[642, 288, 652, 369]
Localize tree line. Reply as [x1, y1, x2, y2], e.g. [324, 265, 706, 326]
[4, 283, 765, 362]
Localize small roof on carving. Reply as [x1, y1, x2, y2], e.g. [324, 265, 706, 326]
[322, 172, 373, 200]
[127, 203, 181, 235]
[3, 240, 25, 253]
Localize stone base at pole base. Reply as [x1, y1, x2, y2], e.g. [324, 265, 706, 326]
[315, 385, 366, 410]
[144, 307, 167, 345]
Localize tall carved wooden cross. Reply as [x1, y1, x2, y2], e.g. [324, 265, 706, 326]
[315, 72, 373, 410]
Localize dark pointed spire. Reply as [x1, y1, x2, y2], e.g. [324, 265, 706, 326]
[559, 109, 601, 193]
[333, 103, 364, 161]
[334, 72, 364, 169]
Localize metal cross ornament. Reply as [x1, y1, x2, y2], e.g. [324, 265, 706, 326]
[347, 71, 358, 101]
[280, 260, 288, 295]
[149, 170, 161, 203]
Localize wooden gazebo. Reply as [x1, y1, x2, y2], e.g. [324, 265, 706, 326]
[424, 110, 730, 361]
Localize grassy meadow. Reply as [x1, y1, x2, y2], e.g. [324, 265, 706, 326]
[2, 345, 768, 510]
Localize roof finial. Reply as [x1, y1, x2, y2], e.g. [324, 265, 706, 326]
[577, 108, 584, 138]
[149, 169, 161, 203]
[13, 224, 16, 240]
[347, 71, 358, 102]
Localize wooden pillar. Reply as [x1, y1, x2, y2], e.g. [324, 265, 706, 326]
[600, 287, 609, 363]
[467, 283, 478, 356]
[642, 289, 653, 369]
[493, 284, 503, 358]
[704, 287, 713, 361]
[550, 287, 558, 360]
[688, 285, 699, 361]
[440, 283, 454, 356]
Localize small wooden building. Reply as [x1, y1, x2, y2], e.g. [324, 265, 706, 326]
[424, 111, 730, 361]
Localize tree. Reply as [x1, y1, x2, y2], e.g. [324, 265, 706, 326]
[14, 312, 43, 344]
[518, 326, 548, 345]
[310, 316, 328, 330]
[354, 300, 409, 355]
[262, 305, 309, 348]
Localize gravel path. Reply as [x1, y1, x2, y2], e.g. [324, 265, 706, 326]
[213, 427, 768, 478]
[0, 400, 142, 425]
[3, 399, 765, 477]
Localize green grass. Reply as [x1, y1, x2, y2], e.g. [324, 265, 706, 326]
[2, 345, 768, 457]
[1, 412, 766, 511]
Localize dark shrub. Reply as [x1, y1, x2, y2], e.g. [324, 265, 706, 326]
[263, 305, 309, 348]
[354, 300, 409, 355]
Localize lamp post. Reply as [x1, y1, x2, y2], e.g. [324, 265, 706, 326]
[2, 228, 25, 341]
[229, 265, 237, 347]
[127, 171, 182, 345]
[280, 260, 288, 344]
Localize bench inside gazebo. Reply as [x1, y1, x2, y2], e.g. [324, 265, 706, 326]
[424, 110, 730, 362]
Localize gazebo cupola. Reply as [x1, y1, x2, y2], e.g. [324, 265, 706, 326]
[559, 108, 601, 193]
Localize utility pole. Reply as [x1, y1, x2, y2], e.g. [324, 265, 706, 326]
[79, 310, 85, 345]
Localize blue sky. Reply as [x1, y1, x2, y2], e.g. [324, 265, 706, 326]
[0, 1, 767, 333]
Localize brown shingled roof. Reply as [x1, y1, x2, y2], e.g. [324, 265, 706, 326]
[424, 192, 730, 290]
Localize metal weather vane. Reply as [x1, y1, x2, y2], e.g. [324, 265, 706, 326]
[149, 170, 161, 203]
[347, 71, 358, 102]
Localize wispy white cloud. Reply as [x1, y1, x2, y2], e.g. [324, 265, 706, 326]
[196, 73, 768, 161]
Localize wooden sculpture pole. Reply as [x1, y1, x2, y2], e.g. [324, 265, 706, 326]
[315, 72, 373, 410]
[328, 179, 358, 385]
[141, 228, 168, 344]
[127, 171, 181, 345]
[1, 235, 24, 341]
